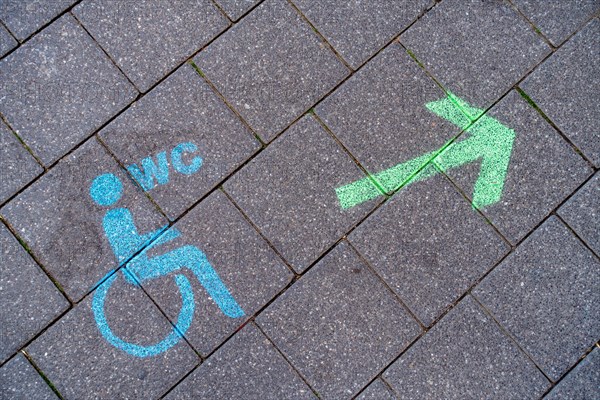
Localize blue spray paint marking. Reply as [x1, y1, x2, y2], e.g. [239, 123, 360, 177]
[171, 142, 203, 175]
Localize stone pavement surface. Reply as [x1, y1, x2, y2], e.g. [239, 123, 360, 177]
[0, 1, 598, 399]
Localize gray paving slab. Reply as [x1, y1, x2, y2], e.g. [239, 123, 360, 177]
[400, 0, 550, 112]
[521, 19, 600, 166]
[349, 174, 509, 326]
[0, 0, 76, 41]
[0, 353, 58, 400]
[0, 139, 167, 302]
[558, 173, 599, 255]
[0, 23, 17, 57]
[257, 241, 421, 399]
[137, 191, 293, 356]
[473, 217, 600, 381]
[512, 0, 599, 46]
[165, 323, 316, 399]
[100, 64, 260, 220]
[194, 0, 349, 142]
[215, 0, 260, 21]
[224, 115, 379, 273]
[444, 90, 592, 244]
[0, 14, 137, 165]
[0, 121, 43, 205]
[384, 296, 550, 399]
[73, 0, 228, 93]
[0, 224, 69, 363]
[293, 0, 430, 69]
[26, 271, 198, 399]
[356, 379, 397, 400]
[545, 348, 600, 400]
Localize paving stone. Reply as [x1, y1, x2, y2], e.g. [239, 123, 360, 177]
[26, 271, 198, 400]
[349, 174, 509, 326]
[1, 139, 167, 302]
[356, 379, 397, 400]
[545, 348, 600, 400]
[293, 0, 430, 69]
[0, 23, 17, 57]
[257, 242, 421, 399]
[225, 115, 379, 272]
[100, 64, 260, 219]
[512, 0, 599, 46]
[74, 0, 228, 93]
[384, 296, 550, 399]
[558, 173, 599, 255]
[215, 0, 260, 21]
[0, 353, 58, 400]
[0, 121, 43, 205]
[195, 0, 349, 142]
[444, 90, 592, 244]
[400, 0, 550, 111]
[0, 14, 137, 165]
[521, 19, 600, 166]
[165, 323, 316, 399]
[473, 217, 600, 381]
[0, 224, 69, 363]
[137, 191, 293, 356]
[0, 0, 76, 41]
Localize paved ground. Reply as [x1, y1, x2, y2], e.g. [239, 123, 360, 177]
[1, 1, 599, 399]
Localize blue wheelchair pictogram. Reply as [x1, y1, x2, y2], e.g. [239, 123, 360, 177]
[90, 173, 244, 358]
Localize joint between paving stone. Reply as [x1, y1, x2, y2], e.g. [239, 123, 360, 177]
[0, 113, 46, 170]
[20, 350, 65, 400]
[507, 0, 556, 49]
[554, 213, 600, 260]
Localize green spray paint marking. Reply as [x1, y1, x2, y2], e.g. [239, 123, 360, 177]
[336, 93, 516, 209]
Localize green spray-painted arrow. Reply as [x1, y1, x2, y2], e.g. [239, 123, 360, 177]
[336, 93, 516, 209]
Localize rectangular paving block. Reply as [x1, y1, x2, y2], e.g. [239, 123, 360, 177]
[215, 0, 260, 21]
[136, 190, 293, 356]
[0, 353, 58, 400]
[356, 379, 397, 400]
[400, 0, 550, 111]
[195, 0, 349, 142]
[473, 216, 600, 381]
[74, 0, 229, 93]
[25, 271, 198, 400]
[257, 241, 421, 399]
[1, 138, 167, 302]
[224, 115, 379, 272]
[0, 22, 17, 57]
[384, 296, 550, 399]
[0, 14, 137, 165]
[0, 0, 76, 41]
[545, 348, 600, 400]
[165, 323, 316, 399]
[349, 173, 509, 326]
[293, 0, 430, 68]
[521, 19, 600, 166]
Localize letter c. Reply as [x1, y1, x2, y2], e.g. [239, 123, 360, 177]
[171, 142, 202, 175]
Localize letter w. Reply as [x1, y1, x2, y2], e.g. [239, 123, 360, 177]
[127, 151, 169, 191]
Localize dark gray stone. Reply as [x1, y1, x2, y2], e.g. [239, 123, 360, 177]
[215, 0, 260, 21]
[0, 121, 43, 205]
[26, 273, 198, 399]
[293, 0, 431, 69]
[0, 0, 76, 41]
[521, 19, 600, 166]
[100, 64, 260, 219]
[349, 174, 509, 326]
[400, 0, 550, 111]
[195, 0, 349, 142]
[545, 348, 600, 400]
[165, 323, 316, 399]
[0, 224, 69, 363]
[357, 379, 397, 400]
[224, 115, 379, 273]
[0, 14, 137, 165]
[257, 242, 421, 399]
[73, 0, 229, 93]
[444, 90, 592, 244]
[473, 217, 600, 381]
[384, 296, 550, 399]
[0, 23, 17, 57]
[559, 173, 599, 255]
[0, 354, 58, 400]
[138, 191, 293, 356]
[1, 139, 167, 302]
[512, 0, 599, 46]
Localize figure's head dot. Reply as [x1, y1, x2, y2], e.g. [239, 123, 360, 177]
[90, 173, 123, 206]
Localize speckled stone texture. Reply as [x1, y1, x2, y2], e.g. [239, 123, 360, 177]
[400, 0, 549, 110]
[0, 0, 77, 41]
[521, 19, 600, 166]
[215, 0, 260, 21]
[0, 14, 137, 165]
[473, 217, 600, 381]
[356, 379, 397, 400]
[195, 0, 349, 142]
[165, 323, 316, 399]
[257, 242, 421, 399]
[0, 23, 17, 57]
[73, 0, 228, 93]
[545, 348, 600, 400]
[384, 296, 550, 399]
[0, 139, 167, 302]
[0, 354, 58, 400]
